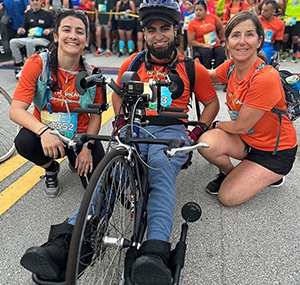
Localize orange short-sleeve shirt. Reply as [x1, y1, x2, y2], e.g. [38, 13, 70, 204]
[216, 58, 297, 151]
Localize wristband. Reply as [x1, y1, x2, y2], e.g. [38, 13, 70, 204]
[83, 142, 94, 150]
[37, 126, 50, 137]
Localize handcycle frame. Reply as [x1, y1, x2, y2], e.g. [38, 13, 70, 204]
[32, 69, 207, 285]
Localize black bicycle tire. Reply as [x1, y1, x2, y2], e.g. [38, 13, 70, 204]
[0, 86, 18, 163]
[65, 149, 136, 285]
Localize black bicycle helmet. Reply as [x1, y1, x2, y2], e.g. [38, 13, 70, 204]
[139, 0, 181, 27]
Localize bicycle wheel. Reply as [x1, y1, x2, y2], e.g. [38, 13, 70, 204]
[66, 149, 137, 285]
[0, 86, 19, 163]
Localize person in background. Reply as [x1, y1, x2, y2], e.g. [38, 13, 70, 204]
[9, 0, 54, 78]
[134, 0, 144, 52]
[94, 0, 114, 56]
[0, 0, 30, 42]
[279, 0, 300, 63]
[198, 11, 297, 206]
[222, 0, 249, 22]
[182, 0, 195, 53]
[259, 0, 285, 64]
[44, 0, 71, 13]
[188, 0, 226, 69]
[115, 0, 136, 56]
[9, 9, 105, 200]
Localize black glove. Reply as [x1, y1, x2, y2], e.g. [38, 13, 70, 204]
[112, 115, 127, 136]
[187, 122, 208, 142]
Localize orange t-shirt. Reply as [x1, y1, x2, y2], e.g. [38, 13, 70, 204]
[259, 16, 285, 44]
[13, 54, 103, 133]
[117, 52, 216, 117]
[187, 14, 221, 47]
[216, 58, 297, 151]
[222, 1, 249, 22]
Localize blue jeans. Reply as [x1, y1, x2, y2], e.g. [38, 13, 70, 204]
[69, 124, 190, 242]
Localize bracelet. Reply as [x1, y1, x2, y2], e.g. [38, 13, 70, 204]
[37, 126, 50, 137]
[220, 40, 225, 43]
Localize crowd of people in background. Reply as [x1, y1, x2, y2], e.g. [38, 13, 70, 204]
[0, 0, 299, 78]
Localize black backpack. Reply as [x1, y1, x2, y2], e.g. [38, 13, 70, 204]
[227, 63, 300, 154]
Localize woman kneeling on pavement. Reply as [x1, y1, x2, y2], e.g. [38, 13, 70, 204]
[9, 9, 105, 198]
[198, 11, 297, 207]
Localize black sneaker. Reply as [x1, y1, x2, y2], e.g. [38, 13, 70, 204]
[45, 161, 61, 198]
[269, 177, 285, 188]
[206, 171, 227, 195]
[20, 222, 73, 281]
[131, 240, 172, 285]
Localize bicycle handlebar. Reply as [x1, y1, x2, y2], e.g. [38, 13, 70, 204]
[50, 129, 186, 151]
[50, 130, 208, 158]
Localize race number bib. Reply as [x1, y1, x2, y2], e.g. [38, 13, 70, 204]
[98, 4, 107, 12]
[227, 110, 254, 134]
[286, 17, 297, 26]
[28, 27, 43, 37]
[41, 111, 78, 138]
[264, 29, 274, 43]
[204, 31, 217, 46]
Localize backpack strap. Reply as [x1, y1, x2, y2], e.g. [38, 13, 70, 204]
[127, 50, 146, 72]
[184, 58, 201, 120]
[38, 50, 52, 114]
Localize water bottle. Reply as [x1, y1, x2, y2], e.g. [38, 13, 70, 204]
[286, 75, 300, 93]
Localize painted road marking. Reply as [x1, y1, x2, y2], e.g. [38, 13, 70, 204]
[0, 92, 114, 216]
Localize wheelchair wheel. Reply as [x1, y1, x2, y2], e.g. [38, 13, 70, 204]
[66, 149, 137, 285]
[0, 86, 19, 163]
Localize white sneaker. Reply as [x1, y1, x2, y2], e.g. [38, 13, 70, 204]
[15, 67, 23, 79]
[269, 176, 285, 188]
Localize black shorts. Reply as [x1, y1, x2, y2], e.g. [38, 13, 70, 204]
[244, 144, 298, 175]
[284, 21, 300, 37]
[118, 20, 134, 31]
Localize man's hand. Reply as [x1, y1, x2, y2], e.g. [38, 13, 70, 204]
[112, 115, 127, 136]
[42, 28, 52, 36]
[187, 122, 208, 142]
[17, 27, 26, 35]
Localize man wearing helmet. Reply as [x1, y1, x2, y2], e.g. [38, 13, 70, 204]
[112, 0, 219, 284]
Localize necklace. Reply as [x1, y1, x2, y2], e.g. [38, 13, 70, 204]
[58, 67, 79, 83]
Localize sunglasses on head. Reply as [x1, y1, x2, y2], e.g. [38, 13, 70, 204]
[57, 8, 87, 16]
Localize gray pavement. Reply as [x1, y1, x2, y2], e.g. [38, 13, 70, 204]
[0, 51, 300, 285]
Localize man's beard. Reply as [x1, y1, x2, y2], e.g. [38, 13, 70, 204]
[146, 40, 176, 60]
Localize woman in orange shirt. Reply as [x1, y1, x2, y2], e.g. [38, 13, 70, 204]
[198, 11, 297, 206]
[9, 9, 105, 198]
[187, 0, 226, 69]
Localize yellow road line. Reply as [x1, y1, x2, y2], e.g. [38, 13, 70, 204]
[0, 155, 27, 183]
[0, 166, 45, 216]
[0, 92, 115, 216]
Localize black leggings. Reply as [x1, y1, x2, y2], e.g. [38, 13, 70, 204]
[15, 128, 105, 189]
[194, 45, 225, 69]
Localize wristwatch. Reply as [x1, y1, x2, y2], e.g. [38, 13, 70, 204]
[83, 142, 94, 150]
